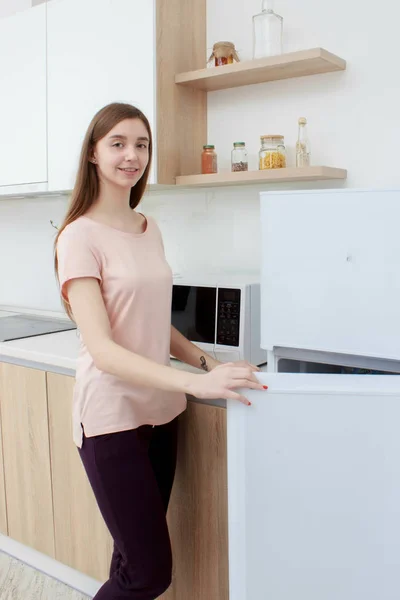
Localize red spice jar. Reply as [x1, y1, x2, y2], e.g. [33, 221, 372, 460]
[208, 42, 240, 67]
[201, 145, 218, 174]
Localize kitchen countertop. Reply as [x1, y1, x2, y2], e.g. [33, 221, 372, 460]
[0, 308, 226, 408]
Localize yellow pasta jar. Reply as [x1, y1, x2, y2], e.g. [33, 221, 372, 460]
[259, 135, 286, 169]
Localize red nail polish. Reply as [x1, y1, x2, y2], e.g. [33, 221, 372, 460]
[248, 401, 252, 406]
[263, 385, 268, 389]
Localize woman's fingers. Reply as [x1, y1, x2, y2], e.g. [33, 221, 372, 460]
[229, 367, 261, 385]
[228, 379, 265, 391]
[224, 390, 251, 405]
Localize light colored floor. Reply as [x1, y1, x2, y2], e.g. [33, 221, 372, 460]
[0, 551, 90, 599]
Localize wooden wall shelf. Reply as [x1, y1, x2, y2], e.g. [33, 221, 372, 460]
[175, 167, 347, 188]
[175, 48, 346, 92]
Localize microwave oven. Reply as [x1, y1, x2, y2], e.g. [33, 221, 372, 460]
[171, 274, 268, 366]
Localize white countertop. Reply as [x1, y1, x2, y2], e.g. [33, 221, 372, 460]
[0, 329, 80, 371]
[0, 307, 78, 371]
[0, 308, 203, 375]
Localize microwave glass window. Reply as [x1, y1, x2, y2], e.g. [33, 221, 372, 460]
[171, 286, 216, 344]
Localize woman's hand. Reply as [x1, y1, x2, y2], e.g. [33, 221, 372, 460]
[187, 363, 267, 406]
[228, 360, 260, 372]
[207, 358, 260, 373]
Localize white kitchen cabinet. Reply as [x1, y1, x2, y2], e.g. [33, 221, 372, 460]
[260, 189, 400, 362]
[47, 0, 156, 191]
[47, 0, 206, 191]
[0, 0, 205, 195]
[228, 373, 400, 600]
[0, 4, 47, 188]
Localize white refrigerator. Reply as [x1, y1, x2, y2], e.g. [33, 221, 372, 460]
[227, 189, 400, 600]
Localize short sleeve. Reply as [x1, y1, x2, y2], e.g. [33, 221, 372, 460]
[57, 227, 102, 301]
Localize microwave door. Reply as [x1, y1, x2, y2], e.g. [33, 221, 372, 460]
[171, 285, 217, 359]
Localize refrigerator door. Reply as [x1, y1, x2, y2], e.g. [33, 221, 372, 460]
[260, 188, 400, 361]
[227, 373, 400, 600]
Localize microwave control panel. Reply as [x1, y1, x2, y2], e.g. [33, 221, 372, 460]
[216, 288, 241, 347]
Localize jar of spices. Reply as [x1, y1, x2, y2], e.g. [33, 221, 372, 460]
[259, 135, 286, 169]
[201, 145, 218, 174]
[231, 142, 248, 172]
[208, 41, 240, 67]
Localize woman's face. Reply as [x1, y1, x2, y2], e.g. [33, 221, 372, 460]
[92, 118, 150, 190]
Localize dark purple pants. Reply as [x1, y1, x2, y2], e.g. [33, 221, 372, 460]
[78, 418, 179, 599]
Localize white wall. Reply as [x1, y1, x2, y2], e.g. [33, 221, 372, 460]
[0, 188, 265, 311]
[0, 0, 399, 312]
[0, 0, 33, 19]
[208, 0, 400, 187]
[0, 1, 46, 20]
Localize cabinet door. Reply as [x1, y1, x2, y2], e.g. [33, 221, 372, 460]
[0, 363, 54, 556]
[46, 372, 113, 581]
[229, 373, 400, 600]
[161, 402, 229, 600]
[0, 5, 47, 187]
[47, 0, 155, 191]
[0, 367, 8, 536]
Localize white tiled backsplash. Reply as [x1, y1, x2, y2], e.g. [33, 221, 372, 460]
[0, 175, 340, 313]
[0, 187, 263, 312]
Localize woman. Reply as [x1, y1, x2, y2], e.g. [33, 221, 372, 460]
[55, 102, 267, 600]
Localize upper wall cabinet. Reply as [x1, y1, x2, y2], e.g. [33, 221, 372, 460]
[47, 0, 207, 191]
[0, 4, 47, 188]
[47, 0, 154, 190]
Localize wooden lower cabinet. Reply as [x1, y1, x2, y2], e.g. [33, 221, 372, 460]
[161, 401, 229, 600]
[46, 372, 113, 581]
[47, 375, 229, 598]
[0, 366, 8, 536]
[0, 363, 54, 555]
[0, 365, 229, 598]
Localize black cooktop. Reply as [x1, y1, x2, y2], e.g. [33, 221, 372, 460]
[0, 314, 76, 342]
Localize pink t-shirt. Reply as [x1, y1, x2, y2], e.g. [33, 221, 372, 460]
[56, 214, 187, 447]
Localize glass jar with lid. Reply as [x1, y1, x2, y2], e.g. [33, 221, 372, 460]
[208, 41, 240, 67]
[259, 135, 286, 169]
[201, 145, 218, 174]
[231, 142, 248, 172]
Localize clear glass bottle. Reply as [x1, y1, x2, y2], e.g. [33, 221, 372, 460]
[253, 0, 283, 59]
[259, 135, 286, 169]
[296, 117, 311, 167]
[231, 142, 248, 172]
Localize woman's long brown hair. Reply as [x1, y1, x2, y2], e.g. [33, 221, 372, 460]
[54, 102, 153, 319]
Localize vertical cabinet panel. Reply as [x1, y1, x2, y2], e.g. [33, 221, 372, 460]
[47, 372, 113, 581]
[0, 365, 8, 536]
[0, 363, 54, 556]
[0, 5, 47, 187]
